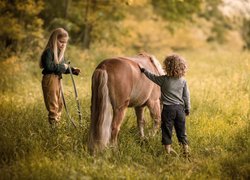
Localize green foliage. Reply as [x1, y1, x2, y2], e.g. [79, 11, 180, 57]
[40, 0, 128, 48]
[1, 0, 247, 57]
[0, 0, 44, 58]
[151, 0, 232, 44]
[151, 0, 202, 22]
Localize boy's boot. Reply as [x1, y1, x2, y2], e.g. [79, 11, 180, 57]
[183, 144, 190, 157]
[165, 145, 178, 156]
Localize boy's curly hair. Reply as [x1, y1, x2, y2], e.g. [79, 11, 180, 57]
[164, 54, 187, 78]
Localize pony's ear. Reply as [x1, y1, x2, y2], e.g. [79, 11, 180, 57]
[138, 51, 149, 57]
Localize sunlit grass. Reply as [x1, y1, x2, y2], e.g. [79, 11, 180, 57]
[0, 47, 249, 179]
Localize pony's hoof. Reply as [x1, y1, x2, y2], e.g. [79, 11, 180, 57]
[149, 129, 158, 137]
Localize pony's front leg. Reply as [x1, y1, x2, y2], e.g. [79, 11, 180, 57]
[110, 107, 127, 147]
[147, 99, 161, 136]
[135, 106, 145, 138]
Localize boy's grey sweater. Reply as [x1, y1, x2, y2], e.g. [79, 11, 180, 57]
[143, 69, 191, 111]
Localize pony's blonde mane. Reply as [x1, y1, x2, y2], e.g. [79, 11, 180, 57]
[139, 52, 165, 75]
[149, 55, 165, 75]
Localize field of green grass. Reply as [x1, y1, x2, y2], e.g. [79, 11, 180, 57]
[0, 46, 249, 179]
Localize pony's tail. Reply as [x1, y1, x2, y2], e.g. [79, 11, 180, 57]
[88, 69, 113, 154]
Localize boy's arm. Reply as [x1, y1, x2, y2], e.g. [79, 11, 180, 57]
[140, 67, 165, 86]
[183, 81, 191, 115]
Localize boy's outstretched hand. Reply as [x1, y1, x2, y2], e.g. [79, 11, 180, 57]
[72, 67, 81, 76]
[138, 63, 145, 73]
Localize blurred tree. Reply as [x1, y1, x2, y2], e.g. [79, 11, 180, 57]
[151, 0, 201, 22]
[151, 0, 203, 34]
[0, 0, 44, 58]
[40, 0, 128, 49]
[199, 0, 230, 44]
[211, 0, 250, 49]
[40, 0, 70, 27]
[242, 19, 250, 50]
[219, 0, 250, 49]
[151, 0, 232, 44]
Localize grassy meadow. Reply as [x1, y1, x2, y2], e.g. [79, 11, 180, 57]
[0, 44, 249, 179]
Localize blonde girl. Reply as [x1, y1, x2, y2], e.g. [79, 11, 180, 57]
[139, 54, 191, 156]
[40, 28, 80, 126]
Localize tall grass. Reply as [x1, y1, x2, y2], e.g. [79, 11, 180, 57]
[0, 47, 249, 179]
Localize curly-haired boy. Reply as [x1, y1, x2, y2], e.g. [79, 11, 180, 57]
[139, 54, 191, 156]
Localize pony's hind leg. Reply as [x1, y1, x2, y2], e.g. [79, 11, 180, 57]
[147, 99, 161, 136]
[110, 107, 127, 146]
[135, 106, 145, 138]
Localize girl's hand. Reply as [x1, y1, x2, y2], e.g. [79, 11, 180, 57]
[72, 67, 81, 75]
[64, 64, 69, 69]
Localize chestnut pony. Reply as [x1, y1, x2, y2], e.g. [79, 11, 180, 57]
[88, 53, 165, 153]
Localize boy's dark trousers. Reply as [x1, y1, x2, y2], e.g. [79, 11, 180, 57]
[161, 104, 188, 145]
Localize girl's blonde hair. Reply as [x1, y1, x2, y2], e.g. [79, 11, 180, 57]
[40, 28, 68, 68]
[163, 54, 187, 78]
